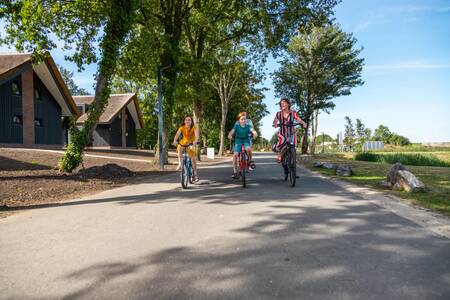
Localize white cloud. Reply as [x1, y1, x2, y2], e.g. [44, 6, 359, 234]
[366, 61, 450, 71]
[354, 20, 372, 33]
[73, 75, 94, 86]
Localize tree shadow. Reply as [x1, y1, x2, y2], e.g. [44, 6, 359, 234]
[0, 155, 53, 171]
[55, 204, 450, 299]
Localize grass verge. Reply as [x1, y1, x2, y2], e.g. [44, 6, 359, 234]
[304, 153, 450, 216]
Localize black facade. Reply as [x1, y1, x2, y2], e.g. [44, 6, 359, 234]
[86, 107, 138, 148]
[109, 114, 122, 147]
[126, 109, 136, 147]
[34, 74, 62, 145]
[0, 76, 23, 144]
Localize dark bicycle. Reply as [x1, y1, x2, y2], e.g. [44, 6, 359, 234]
[234, 136, 251, 188]
[278, 122, 301, 187]
[178, 143, 194, 189]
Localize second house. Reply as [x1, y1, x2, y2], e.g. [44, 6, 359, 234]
[73, 93, 144, 148]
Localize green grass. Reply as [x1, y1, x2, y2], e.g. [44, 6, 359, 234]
[305, 153, 450, 216]
[355, 152, 450, 167]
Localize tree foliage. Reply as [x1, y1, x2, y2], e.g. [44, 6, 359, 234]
[58, 65, 89, 96]
[273, 24, 364, 154]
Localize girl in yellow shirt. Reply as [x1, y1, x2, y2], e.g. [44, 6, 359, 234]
[172, 115, 199, 181]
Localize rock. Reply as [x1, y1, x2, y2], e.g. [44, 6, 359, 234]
[313, 161, 323, 168]
[394, 170, 426, 192]
[336, 165, 353, 176]
[387, 162, 405, 185]
[322, 162, 336, 169]
[300, 155, 313, 163]
[378, 180, 392, 189]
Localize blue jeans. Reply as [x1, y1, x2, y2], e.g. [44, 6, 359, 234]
[234, 139, 251, 153]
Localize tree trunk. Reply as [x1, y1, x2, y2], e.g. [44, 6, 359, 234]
[310, 109, 318, 154]
[301, 122, 310, 154]
[218, 100, 228, 156]
[59, 0, 136, 172]
[193, 98, 202, 160]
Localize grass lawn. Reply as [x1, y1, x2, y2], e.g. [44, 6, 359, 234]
[303, 153, 450, 216]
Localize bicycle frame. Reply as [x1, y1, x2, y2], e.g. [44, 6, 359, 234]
[179, 143, 193, 189]
[235, 137, 250, 188]
[277, 122, 300, 187]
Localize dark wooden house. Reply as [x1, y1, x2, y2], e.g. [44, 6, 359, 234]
[0, 53, 79, 148]
[73, 94, 143, 148]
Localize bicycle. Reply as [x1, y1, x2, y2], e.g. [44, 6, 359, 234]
[277, 122, 301, 187]
[178, 142, 195, 189]
[234, 136, 251, 188]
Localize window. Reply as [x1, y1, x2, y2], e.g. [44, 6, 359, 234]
[12, 81, 21, 96]
[34, 118, 43, 127]
[35, 89, 41, 101]
[13, 115, 22, 125]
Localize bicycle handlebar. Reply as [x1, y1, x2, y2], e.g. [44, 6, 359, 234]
[276, 121, 302, 127]
[178, 142, 199, 148]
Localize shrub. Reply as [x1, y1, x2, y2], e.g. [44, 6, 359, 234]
[355, 152, 450, 167]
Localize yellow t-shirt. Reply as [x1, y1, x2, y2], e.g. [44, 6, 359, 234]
[179, 125, 196, 144]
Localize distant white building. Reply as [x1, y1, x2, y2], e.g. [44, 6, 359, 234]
[363, 141, 384, 151]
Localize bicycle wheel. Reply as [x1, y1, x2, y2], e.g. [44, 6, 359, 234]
[288, 147, 297, 187]
[181, 159, 189, 189]
[241, 152, 246, 188]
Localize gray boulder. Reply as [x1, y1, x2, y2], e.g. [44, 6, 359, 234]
[322, 162, 336, 169]
[387, 162, 405, 185]
[336, 165, 353, 176]
[313, 161, 323, 168]
[394, 170, 426, 192]
[378, 180, 392, 189]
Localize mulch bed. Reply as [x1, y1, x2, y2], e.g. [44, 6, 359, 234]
[0, 148, 177, 216]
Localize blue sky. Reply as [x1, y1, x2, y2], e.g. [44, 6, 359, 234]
[1, 0, 449, 142]
[261, 0, 450, 142]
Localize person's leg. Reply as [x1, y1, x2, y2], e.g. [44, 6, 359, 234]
[247, 146, 256, 169]
[191, 156, 199, 181]
[176, 146, 182, 170]
[231, 153, 239, 177]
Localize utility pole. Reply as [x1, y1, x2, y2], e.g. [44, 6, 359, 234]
[157, 64, 171, 171]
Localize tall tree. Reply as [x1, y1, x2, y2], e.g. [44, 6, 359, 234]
[373, 125, 393, 144]
[273, 24, 364, 154]
[344, 116, 355, 151]
[57, 65, 90, 96]
[1, 0, 138, 172]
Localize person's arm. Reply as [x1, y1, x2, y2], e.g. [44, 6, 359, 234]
[172, 129, 181, 146]
[194, 127, 199, 145]
[248, 119, 254, 131]
[294, 112, 307, 128]
[272, 113, 279, 128]
[228, 128, 235, 140]
[252, 129, 258, 139]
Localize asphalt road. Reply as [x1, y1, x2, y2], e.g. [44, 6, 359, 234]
[1, 153, 449, 299]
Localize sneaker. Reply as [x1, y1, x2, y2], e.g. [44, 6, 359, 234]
[192, 175, 199, 182]
[249, 160, 256, 170]
[231, 173, 240, 179]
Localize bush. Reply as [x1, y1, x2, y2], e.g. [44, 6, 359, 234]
[355, 152, 450, 167]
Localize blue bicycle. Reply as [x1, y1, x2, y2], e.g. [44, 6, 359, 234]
[178, 143, 194, 189]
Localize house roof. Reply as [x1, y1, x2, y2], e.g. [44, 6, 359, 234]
[0, 53, 31, 78]
[0, 52, 80, 117]
[73, 93, 144, 129]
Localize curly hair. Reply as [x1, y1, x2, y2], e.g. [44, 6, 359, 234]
[181, 115, 194, 129]
[279, 98, 291, 109]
